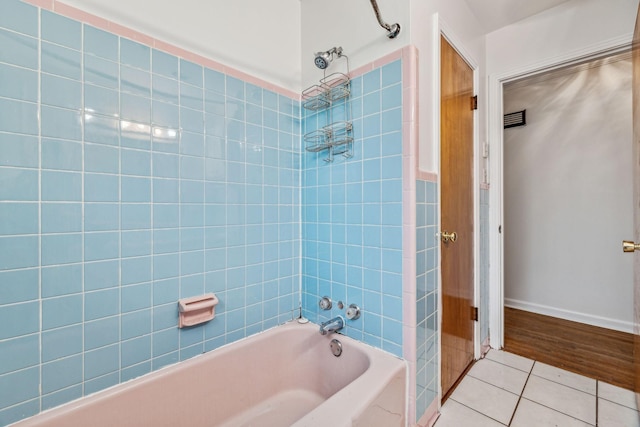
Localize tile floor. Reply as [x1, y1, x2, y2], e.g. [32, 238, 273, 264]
[435, 349, 640, 427]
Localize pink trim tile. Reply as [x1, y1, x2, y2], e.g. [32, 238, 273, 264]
[349, 63, 374, 79]
[54, 2, 109, 30]
[372, 50, 403, 69]
[417, 399, 440, 427]
[480, 183, 490, 190]
[417, 171, 438, 182]
[22, 0, 53, 9]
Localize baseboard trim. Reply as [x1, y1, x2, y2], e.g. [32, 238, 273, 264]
[504, 299, 634, 334]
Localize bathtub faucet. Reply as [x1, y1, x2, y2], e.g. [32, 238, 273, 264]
[319, 316, 345, 335]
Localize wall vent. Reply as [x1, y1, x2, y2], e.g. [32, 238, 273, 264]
[504, 110, 526, 129]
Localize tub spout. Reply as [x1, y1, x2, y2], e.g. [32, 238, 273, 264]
[319, 316, 344, 335]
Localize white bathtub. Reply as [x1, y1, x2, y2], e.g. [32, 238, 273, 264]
[13, 321, 406, 427]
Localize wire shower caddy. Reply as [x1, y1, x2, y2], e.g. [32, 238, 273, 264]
[302, 57, 353, 162]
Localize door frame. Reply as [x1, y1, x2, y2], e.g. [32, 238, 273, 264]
[488, 34, 633, 349]
[433, 13, 482, 398]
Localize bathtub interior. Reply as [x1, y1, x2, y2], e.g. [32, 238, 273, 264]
[12, 322, 390, 427]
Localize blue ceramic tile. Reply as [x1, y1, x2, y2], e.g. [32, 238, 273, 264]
[84, 372, 119, 396]
[41, 324, 82, 362]
[153, 253, 179, 280]
[180, 107, 204, 134]
[121, 38, 150, 70]
[84, 26, 118, 61]
[84, 288, 119, 321]
[84, 54, 118, 89]
[42, 295, 82, 330]
[121, 335, 151, 367]
[84, 317, 119, 350]
[381, 179, 402, 202]
[0, 202, 37, 235]
[226, 76, 245, 100]
[121, 148, 151, 177]
[121, 93, 151, 123]
[0, 28, 38, 69]
[84, 84, 118, 117]
[204, 113, 225, 137]
[382, 60, 402, 87]
[180, 83, 204, 110]
[85, 116, 119, 146]
[204, 68, 225, 93]
[41, 10, 81, 50]
[122, 230, 151, 258]
[0, 335, 39, 376]
[41, 106, 82, 141]
[42, 42, 81, 80]
[121, 65, 151, 97]
[122, 176, 151, 202]
[0, 63, 37, 102]
[41, 233, 82, 266]
[363, 69, 381, 93]
[42, 385, 82, 411]
[121, 204, 151, 230]
[0, 133, 38, 168]
[84, 232, 119, 262]
[152, 153, 178, 178]
[153, 278, 179, 306]
[84, 173, 119, 202]
[0, 301, 38, 340]
[153, 229, 179, 254]
[382, 108, 402, 133]
[84, 345, 119, 379]
[121, 257, 151, 286]
[152, 100, 179, 128]
[122, 309, 151, 340]
[181, 132, 204, 157]
[41, 203, 81, 233]
[152, 49, 178, 79]
[152, 74, 179, 104]
[180, 60, 203, 87]
[84, 259, 119, 292]
[41, 355, 82, 394]
[42, 170, 82, 201]
[85, 143, 119, 174]
[40, 74, 81, 110]
[363, 91, 381, 116]
[0, 0, 38, 36]
[381, 131, 402, 156]
[0, 268, 38, 305]
[0, 366, 39, 410]
[84, 203, 119, 231]
[382, 84, 402, 110]
[0, 235, 38, 270]
[121, 282, 151, 312]
[152, 178, 178, 203]
[152, 204, 179, 230]
[42, 264, 82, 298]
[0, 98, 38, 135]
[204, 90, 225, 116]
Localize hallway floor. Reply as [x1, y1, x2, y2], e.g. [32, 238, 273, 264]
[434, 350, 639, 427]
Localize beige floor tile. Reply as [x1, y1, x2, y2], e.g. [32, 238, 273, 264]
[511, 398, 594, 427]
[523, 375, 595, 425]
[435, 399, 505, 427]
[598, 398, 640, 427]
[468, 358, 529, 395]
[449, 375, 519, 425]
[531, 362, 596, 395]
[599, 381, 638, 410]
[485, 349, 534, 373]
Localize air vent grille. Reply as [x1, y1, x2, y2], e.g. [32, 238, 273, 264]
[504, 110, 526, 129]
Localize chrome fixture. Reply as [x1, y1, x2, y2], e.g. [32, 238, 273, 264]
[319, 296, 332, 310]
[330, 339, 343, 357]
[346, 304, 361, 320]
[369, 0, 401, 39]
[337, 301, 344, 310]
[319, 316, 345, 335]
[314, 46, 343, 70]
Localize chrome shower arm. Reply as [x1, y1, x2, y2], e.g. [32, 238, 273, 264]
[369, 0, 401, 39]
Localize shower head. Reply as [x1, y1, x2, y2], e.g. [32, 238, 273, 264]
[314, 47, 343, 70]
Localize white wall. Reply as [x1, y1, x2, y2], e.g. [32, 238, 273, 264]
[409, 0, 486, 173]
[486, 0, 639, 77]
[59, 0, 302, 91]
[503, 59, 634, 331]
[300, 0, 410, 88]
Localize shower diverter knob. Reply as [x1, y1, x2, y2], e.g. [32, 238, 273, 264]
[319, 296, 332, 310]
[346, 304, 361, 320]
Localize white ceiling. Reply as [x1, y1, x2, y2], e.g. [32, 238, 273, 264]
[463, 0, 574, 33]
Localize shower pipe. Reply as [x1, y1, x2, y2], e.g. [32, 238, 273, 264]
[369, 0, 401, 39]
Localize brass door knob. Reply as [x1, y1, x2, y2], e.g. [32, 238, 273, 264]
[622, 240, 640, 252]
[441, 231, 458, 243]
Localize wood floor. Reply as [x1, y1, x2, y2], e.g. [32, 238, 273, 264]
[504, 307, 634, 391]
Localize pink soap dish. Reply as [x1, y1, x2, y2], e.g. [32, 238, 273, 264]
[178, 293, 219, 328]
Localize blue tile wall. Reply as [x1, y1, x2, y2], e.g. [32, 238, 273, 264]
[416, 179, 438, 421]
[0, 2, 300, 424]
[301, 60, 404, 357]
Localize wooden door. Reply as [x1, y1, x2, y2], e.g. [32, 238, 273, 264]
[440, 36, 475, 399]
[633, 2, 640, 407]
